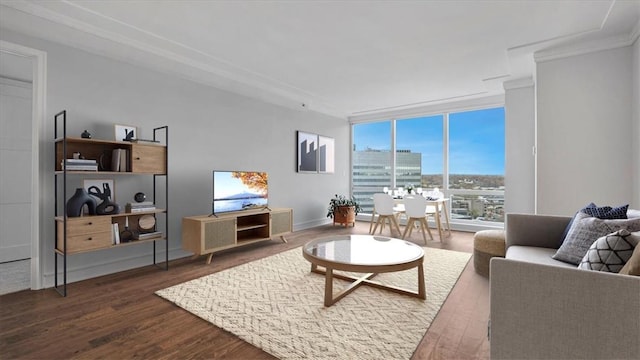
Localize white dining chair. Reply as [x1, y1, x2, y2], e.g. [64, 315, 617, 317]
[372, 193, 402, 236]
[402, 195, 434, 244]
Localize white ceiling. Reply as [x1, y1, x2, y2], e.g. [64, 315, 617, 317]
[1, 0, 639, 118]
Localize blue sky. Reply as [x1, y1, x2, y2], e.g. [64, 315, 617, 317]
[353, 107, 505, 175]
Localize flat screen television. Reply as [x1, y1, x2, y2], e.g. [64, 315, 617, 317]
[212, 171, 268, 214]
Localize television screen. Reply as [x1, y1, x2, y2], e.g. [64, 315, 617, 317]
[213, 171, 268, 214]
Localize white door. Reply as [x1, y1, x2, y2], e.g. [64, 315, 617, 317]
[0, 77, 33, 263]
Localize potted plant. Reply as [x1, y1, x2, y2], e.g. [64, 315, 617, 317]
[327, 194, 362, 227]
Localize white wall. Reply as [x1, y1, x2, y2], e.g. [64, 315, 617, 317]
[632, 37, 640, 209]
[0, 30, 350, 287]
[536, 46, 634, 215]
[504, 78, 535, 214]
[0, 77, 32, 262]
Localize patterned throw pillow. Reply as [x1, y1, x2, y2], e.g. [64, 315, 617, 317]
[578, 230, 640, 272]
[552, 212, 640, 265]
[582, 203, 629, 219]
[560, 203, 629, 242]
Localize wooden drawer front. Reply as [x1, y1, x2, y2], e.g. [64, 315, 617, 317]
[57, 231, 112, 253]
[131, 144, 166, 174]
[271, 210, 292, 236]
[58, 217, 111, 237]
[204, 219, 236, 251]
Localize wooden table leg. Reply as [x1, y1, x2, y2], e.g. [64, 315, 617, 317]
[206, 253, 213, 265]
[324, 267, 334, 307]
[442, 200, 452, 237]
[417, 262, 426, 299]
[435, 202, 443, 240]
[369, 207, 376, 234]
[280, 235, 288, 243]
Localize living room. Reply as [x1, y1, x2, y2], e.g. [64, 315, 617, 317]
[1, 1, 639, 359]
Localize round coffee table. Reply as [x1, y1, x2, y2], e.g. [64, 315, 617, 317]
[302, 234, 426, 307]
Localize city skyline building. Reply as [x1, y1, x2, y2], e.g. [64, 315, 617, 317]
[352, 148, 421, 212]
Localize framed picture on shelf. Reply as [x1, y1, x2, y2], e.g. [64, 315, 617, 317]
[114, 124, 137, 142]
[318, 135, 335, 174]
[83, 179, 115, 203]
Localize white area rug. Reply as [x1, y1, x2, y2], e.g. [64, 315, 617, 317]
[156, 247, 471, 360]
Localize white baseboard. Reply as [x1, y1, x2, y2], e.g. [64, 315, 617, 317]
[293, 218, 332, 231]
[42, 246, 187, 288]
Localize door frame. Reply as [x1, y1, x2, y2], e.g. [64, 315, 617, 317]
[0, 40, 47, 290]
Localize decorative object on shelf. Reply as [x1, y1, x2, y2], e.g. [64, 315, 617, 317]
[137, 214, 157, 233]
[119, 216, 138, 243]
[134, 192, 146, 203]
[125, 201, 155, 213]
[327, 194, 361, 227]
[66, 188, 97, 217]
[84, 179, 116, 202]
[114, 124, 137, 142]
[86, 181, 120, 215]
[81, 130, 92, 139]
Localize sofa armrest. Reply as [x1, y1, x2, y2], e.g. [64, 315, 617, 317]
[506, 213, 571, 249]
[490, 258, 640, 360]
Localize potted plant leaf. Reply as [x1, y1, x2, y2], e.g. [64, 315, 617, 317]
[327, 194, 362, 227]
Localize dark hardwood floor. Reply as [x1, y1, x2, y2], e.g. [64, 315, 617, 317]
[0, 222, 489, 360]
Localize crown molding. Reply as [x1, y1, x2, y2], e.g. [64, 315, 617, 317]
[534, 32, 635, 63]
[349, 94, 504, 124]
[503, 77, 534, 91]
[1, 1, 348, 119]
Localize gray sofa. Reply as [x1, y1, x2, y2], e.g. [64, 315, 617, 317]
[490, 213, 640, 360]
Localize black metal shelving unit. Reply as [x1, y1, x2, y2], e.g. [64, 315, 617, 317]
[53, 110, 169, 297]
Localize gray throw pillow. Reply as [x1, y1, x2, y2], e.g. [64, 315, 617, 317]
[578, 230, 640, 272]
[552, 212, 640, 265]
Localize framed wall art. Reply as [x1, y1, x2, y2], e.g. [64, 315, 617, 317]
[296, 131, 335, 174]
[114, 124, 137, 142]
[318, 135, 335, 174]
[297, 131, 318, 173]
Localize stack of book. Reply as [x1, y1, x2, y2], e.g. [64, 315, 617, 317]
[111, 148, 130, 172]
[136, 231, 163, 240]
[125, 201, 156, 213]
[61, 158, 98, 171]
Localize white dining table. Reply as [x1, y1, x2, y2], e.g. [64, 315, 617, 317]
[369, 196, 452, 240]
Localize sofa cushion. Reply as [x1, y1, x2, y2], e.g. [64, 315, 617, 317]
[628, 209, 640, 219]
[578, 230, 639, 272]
[620, 239, 640, 276]
[552, 212, 640, 265]
[506, 246, 575, 268]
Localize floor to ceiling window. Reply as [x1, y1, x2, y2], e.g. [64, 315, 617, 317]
[352, 121, 392, 213]
[448, 108, 505, 222]
[396, 115, 443, 190]
[351, 106, 505, 225]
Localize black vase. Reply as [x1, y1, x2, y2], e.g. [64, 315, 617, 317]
[66, 188, 96, 217]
